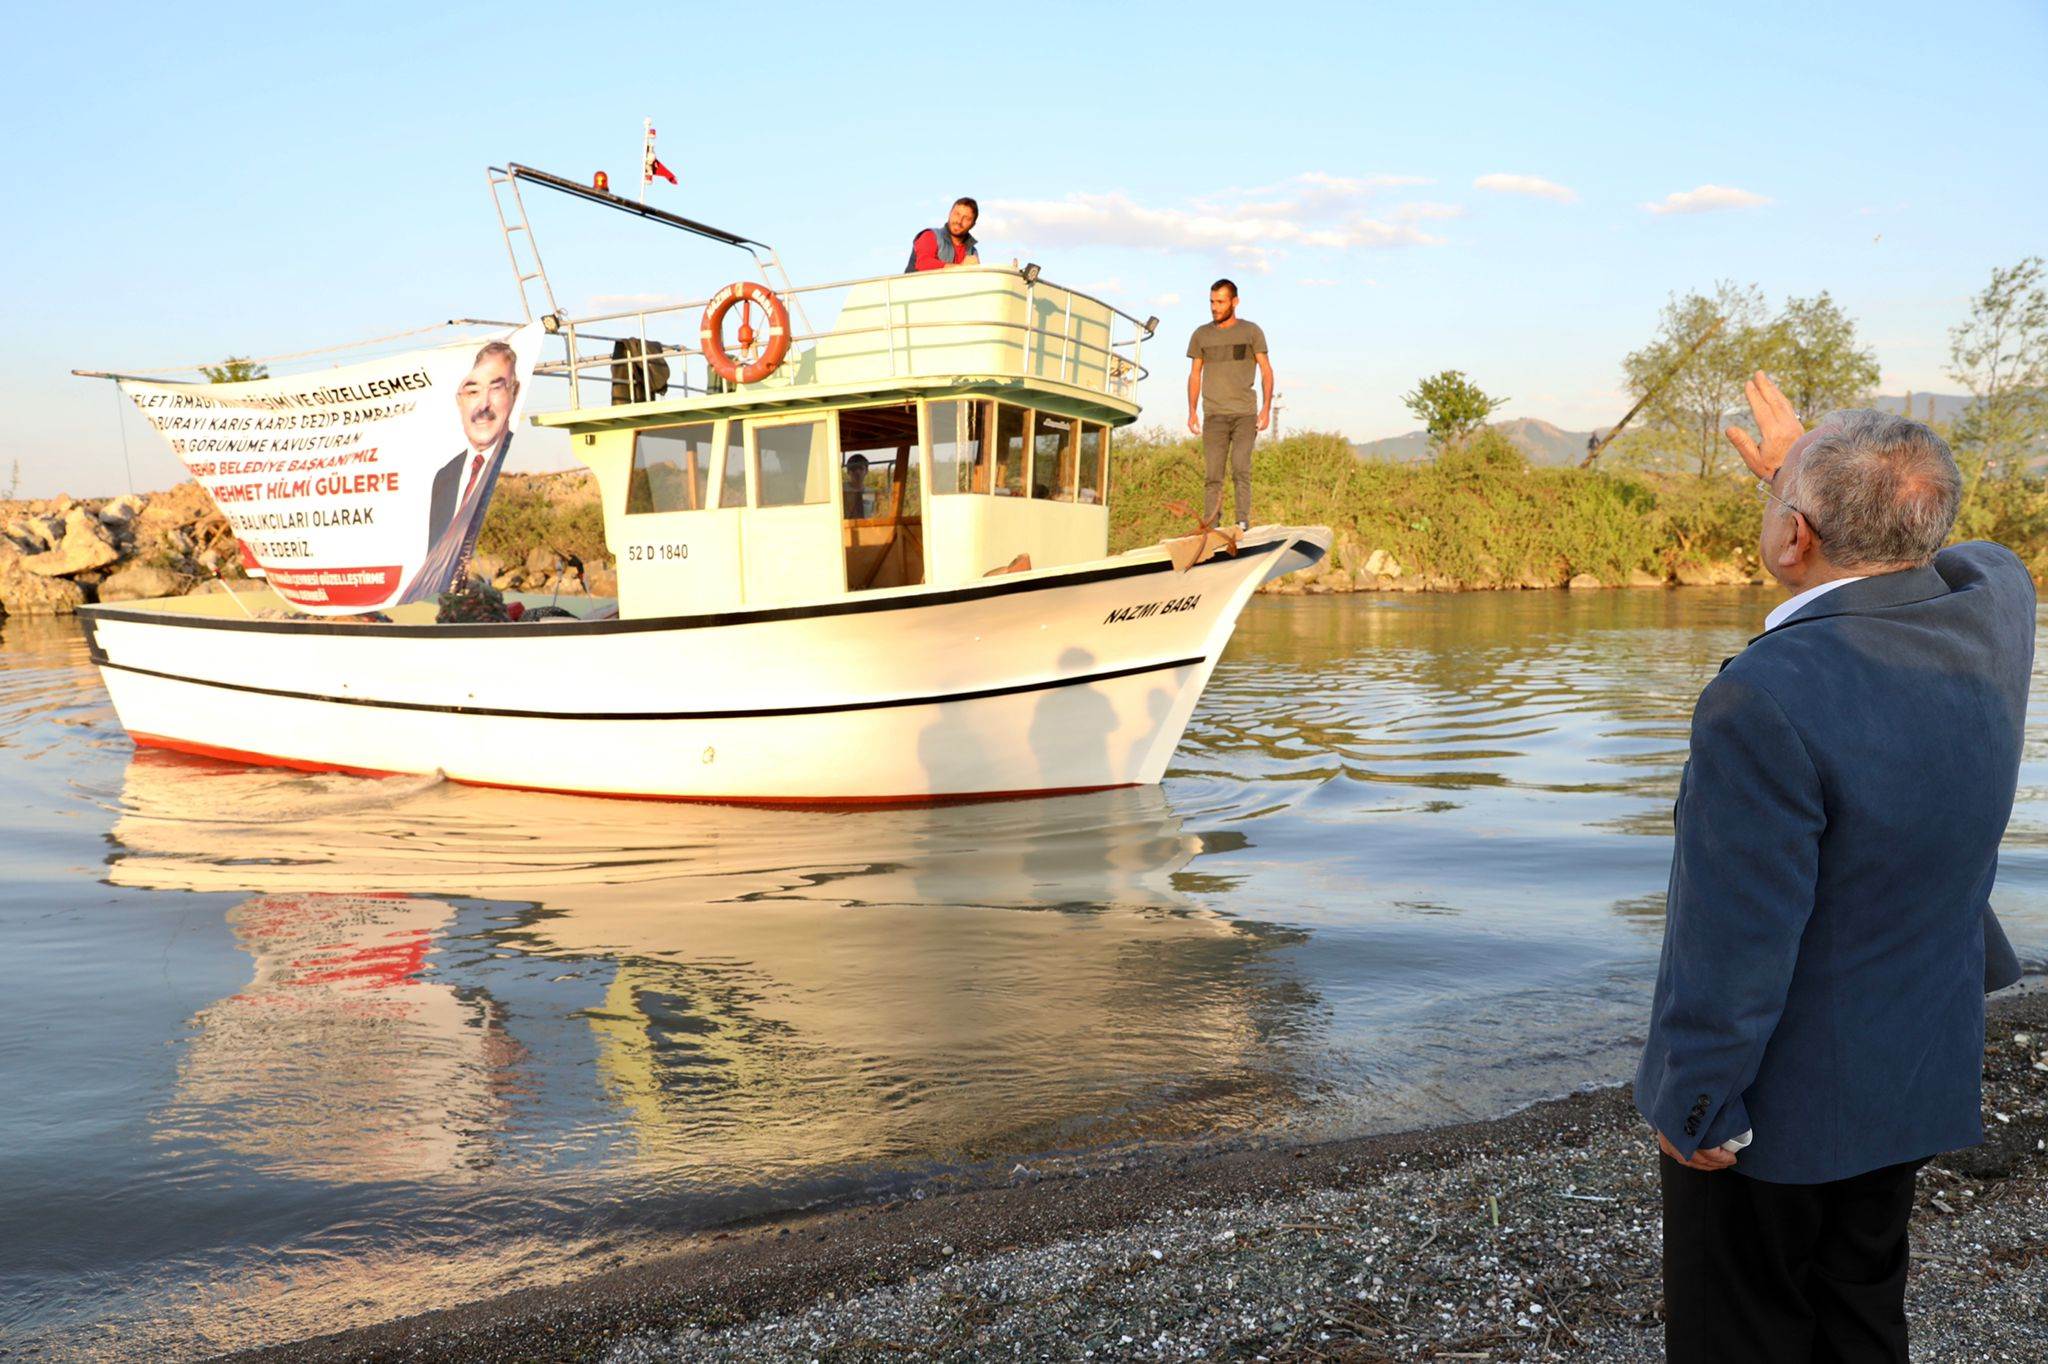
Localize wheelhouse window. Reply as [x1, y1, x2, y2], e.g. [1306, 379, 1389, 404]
[929, 399, 992, 495]
[753, 419, 831, 507]
[717, 420, 746, 507]
[992, 403, 1028, 497]
[928, 401, 1104, 504]
[1029, 412, 1078, 501]
[1077, 423, 1109, 505]
[839, 404, 921, 520]
[626, 422, 715, 513]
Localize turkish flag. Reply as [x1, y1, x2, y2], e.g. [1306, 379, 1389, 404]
[649, 158, 678, 185]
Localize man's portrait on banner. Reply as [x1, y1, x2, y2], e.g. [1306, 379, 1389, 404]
[408, 340, 520, 601]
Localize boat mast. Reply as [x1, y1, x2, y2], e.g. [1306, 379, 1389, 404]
[493, 162, 812, 337]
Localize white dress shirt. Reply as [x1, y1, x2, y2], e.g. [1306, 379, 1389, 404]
[1763, 576, 1868, 633]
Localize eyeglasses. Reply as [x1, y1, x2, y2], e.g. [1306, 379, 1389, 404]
[1753, 478, 1823, 538]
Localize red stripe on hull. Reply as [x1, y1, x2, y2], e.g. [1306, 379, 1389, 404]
[133, 732, 409, 779]
[127, 732, 1135, 808]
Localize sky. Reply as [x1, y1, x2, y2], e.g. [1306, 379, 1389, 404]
[3, 0, 2044, 498]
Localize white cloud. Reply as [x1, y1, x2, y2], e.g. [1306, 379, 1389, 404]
[1391, 201, 1465, 222]
[1298, 278, 1341, 288]
[1294, 170, 1434, 192]
[1642, 184, 1771, 215]
[984, 171, 1446, 269]
[1149, 291, 1181, 308]
[1473, 173, 1578, 203]
[1224, 242, 1285, 273]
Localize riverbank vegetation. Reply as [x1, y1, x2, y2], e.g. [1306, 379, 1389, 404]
[1136, 254, 2046, 591]
[1110, 423, 2048, 591]
[1109, 428, 1761, 588]
[8, 264, 2042, 615]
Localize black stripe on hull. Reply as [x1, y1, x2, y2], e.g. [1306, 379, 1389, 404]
[96, 654, 1210, 722]
[78, 537, 1308, 641]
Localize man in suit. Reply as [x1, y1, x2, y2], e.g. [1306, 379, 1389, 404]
[406, 340, 518, 604]
[1635, 372, 2030, 1363]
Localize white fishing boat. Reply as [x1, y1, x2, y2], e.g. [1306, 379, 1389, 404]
[79, 164, 1327, 803]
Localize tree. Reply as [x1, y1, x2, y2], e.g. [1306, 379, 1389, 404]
[1621, 282, 1769, 479]
[1401, 370, 1506, 449]
[1947, 256, 2048, 474]
[200, 357, 269, 383]
[1764, 291, 1880, 422]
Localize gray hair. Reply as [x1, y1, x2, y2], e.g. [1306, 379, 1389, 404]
[473, 339, 518, 372]
[1782, 409, 1960, 568]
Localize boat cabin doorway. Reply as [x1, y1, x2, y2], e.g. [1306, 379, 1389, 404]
[839, 403, 924, 591]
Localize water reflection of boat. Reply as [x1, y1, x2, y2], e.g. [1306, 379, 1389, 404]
[106, 749, 1214, 904]
[159, 892, 521, 1182]
[113, 750, 1312, 1176]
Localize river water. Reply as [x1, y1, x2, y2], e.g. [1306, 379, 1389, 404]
[4, 590, 2045, 1360]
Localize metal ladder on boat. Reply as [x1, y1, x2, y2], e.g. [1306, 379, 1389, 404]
[487, 167, 560, 324]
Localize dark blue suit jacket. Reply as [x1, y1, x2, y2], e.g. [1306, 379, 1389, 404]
[1634, 542, 2032, 1184]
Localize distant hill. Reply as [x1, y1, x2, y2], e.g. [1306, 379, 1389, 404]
[1353, 418, 1604, 467]
[1868, 393, 1972, 424]
[1353, 395, 1973, 464]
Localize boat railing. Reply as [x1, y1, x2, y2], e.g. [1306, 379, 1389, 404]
[537, 266, 1156, 413]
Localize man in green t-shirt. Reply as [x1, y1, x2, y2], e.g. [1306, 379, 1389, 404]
[1185, 279, 1274, 530]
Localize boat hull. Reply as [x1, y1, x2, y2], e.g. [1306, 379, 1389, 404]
[83, 528, 1327, 802]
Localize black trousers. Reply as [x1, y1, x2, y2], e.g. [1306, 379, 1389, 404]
[1661, 1152, 1924, 1363]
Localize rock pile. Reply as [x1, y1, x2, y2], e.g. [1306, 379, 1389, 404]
[0, 488, 222, 617]
[1258, 534, 1765, 596]
[0, 481, 620, 618]
[467, 547, 620, 602]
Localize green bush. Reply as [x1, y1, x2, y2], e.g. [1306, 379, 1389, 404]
[457, 432, 2048, 590]
[1955, 458, 2048, 576]
[476, 475, 609, 566]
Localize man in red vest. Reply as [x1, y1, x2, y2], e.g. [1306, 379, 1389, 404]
[906, 198, 980, 272]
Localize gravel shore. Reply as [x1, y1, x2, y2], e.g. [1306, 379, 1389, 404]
[229, 985, 2048, 1364]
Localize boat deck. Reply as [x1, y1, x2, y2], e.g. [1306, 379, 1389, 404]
[535, 266, 1154, 432]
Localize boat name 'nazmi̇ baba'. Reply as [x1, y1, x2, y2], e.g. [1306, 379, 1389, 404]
[1104, 595, 1202, 624]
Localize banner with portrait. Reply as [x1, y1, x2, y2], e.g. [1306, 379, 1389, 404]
[120, 322, 543, 615]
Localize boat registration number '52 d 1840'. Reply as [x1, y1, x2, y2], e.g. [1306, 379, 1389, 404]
[1103, 594, 1201, 625]
[625, 542, 690, 562]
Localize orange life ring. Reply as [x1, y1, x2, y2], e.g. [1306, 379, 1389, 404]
[700, 281, 791, 385]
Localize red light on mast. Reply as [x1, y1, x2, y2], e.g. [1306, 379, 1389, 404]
[593, 171, 610, 192]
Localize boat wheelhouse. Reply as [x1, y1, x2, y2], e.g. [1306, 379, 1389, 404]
[76, 164, 1328, 803]
[546, 262, 1144, 614]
